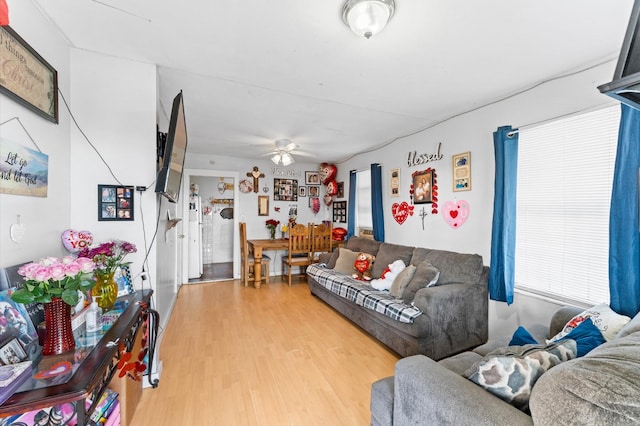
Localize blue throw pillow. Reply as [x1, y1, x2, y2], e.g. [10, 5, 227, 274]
[558, 317, 606, 357]
[509, 326, 538, 346]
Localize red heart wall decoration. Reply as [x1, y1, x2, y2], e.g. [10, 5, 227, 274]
[319, 163, 337, 185]
[442, 200, 470, 229]
[392, 202, 414, 224]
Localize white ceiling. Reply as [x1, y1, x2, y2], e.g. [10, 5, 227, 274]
[34, 0, 634, 163]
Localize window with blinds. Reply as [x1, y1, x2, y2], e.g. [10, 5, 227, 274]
[355, 169, 372, 231]
[515, 105, 620, 305]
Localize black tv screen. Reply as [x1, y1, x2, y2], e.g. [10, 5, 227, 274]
[155, 92, 187, 203]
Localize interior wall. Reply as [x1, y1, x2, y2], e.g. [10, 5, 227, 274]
[338, 61, 620, 339]
[0, 1, 72, 266]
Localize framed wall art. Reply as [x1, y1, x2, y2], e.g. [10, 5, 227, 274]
[305, 171, 320, 185]
[298, 186, 307, 197]
[337, 182, 344, 199]
[390, 168, 400, 197]
[273, 178, 298, 201]
[333, 201, 347, 223]
[412, 169, 434, 204]
[258, 195, 269, 216]
[452, 151, 471, 191]
[98, 185, 134, 221]
[308, 186, 319, 197]
[0, 26, 59, 123]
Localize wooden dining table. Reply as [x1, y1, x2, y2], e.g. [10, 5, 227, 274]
[247, 238, 289, 288]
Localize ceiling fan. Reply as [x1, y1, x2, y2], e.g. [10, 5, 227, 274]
[267, 139, 303, 166]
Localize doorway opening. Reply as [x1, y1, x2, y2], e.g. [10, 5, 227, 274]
[182, 169, 240, 284]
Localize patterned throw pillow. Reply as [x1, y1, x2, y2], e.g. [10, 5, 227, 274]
[548, 303, 630, 342]
[465, 340, 577, 411]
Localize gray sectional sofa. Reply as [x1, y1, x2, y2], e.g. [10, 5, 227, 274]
[307, 236, 489, 360]
[371, 305, 640, 425]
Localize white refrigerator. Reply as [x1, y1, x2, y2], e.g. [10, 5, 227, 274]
[188, 194, 203, 279]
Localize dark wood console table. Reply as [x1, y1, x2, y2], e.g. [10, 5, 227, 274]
[0, 289, 153, 425]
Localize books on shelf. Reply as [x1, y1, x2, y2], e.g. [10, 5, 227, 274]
[88, 387, 119, 425]
[0, 360, 32, 406]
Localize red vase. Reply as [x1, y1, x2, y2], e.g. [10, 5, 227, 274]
[42, 297, 75, 355]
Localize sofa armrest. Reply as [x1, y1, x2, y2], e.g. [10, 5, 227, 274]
[393, 355, 533, 426]
[548, 306, 583, 338]
[412, 283, 488, 346]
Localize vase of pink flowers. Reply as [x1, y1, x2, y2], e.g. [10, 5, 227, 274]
[78, 240, 136, 311]
[12, 256, 96, 355]
[265, 219, 280, 240]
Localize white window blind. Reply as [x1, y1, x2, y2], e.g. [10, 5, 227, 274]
[515, 105, 619, 306]
[355, 169, 372, 229]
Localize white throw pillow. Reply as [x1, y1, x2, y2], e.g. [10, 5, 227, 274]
[549, 303, 631, 342]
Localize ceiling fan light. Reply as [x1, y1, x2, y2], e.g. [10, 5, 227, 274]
[271, 154, 282, 165]
[281, 153, 294, 166]
[342, 0, 395, 39]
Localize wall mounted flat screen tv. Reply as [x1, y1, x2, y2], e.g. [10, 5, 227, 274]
[598, 0, 640, 110]
[155, 91, 187, 203]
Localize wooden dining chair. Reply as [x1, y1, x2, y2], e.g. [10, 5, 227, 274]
[239, 222, 271, 287]
[282, 224, 312, 286]
[310, 223, 333, 263]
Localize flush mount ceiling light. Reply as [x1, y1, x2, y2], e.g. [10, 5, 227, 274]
[270, 139, 297, 166]
[342, 0, 395, 39]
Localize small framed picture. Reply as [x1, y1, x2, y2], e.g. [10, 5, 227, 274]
[258, 195, 269, 216]
[337, 182, 344, 199]
[412, 169, 434, 204]
[305, 171, 320, 185]
[298, 186, 307, 197]
[0, 338, 27, 365]
[308, 186, 319, 197]
[452, 152, 471, 191]
[98, 184, 134, 221]
[390, 169, 400, 197]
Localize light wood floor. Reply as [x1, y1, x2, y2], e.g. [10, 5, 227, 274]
[130, 277, 399, 425]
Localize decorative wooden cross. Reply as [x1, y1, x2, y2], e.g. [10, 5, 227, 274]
[419, 207, 428, 230]
[247, 166, 264, 193]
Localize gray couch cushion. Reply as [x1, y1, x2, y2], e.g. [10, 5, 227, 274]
[616, 311, 640, 339]
[372, 243, 415, 278]
[345, 236, 381, 257]
[371, 377, 394, 426]
[438, 350, 483, 376]
[333, 248, 359, 275]
[389, 264, 416, 298]
[424, 249, 484, 285]
[402, 259, 440, 304]
[530, 332, 640, 425]
[409, 247, 432, 266]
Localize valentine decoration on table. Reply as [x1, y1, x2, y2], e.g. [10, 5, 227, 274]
[319, 163, 337, 185]
[34, 361, 72, 380]
[442, 200, 470, 229]
[61, 229, 93, 252]
[391, 201, 414, 224]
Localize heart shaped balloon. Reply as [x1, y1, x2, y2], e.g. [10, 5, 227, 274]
[442, 200, 470, 229]
[61, 229, 93, 252]
[319, 163, 337, 185]
[392, 201, 413, 225]
[326, 179, 339, 196]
